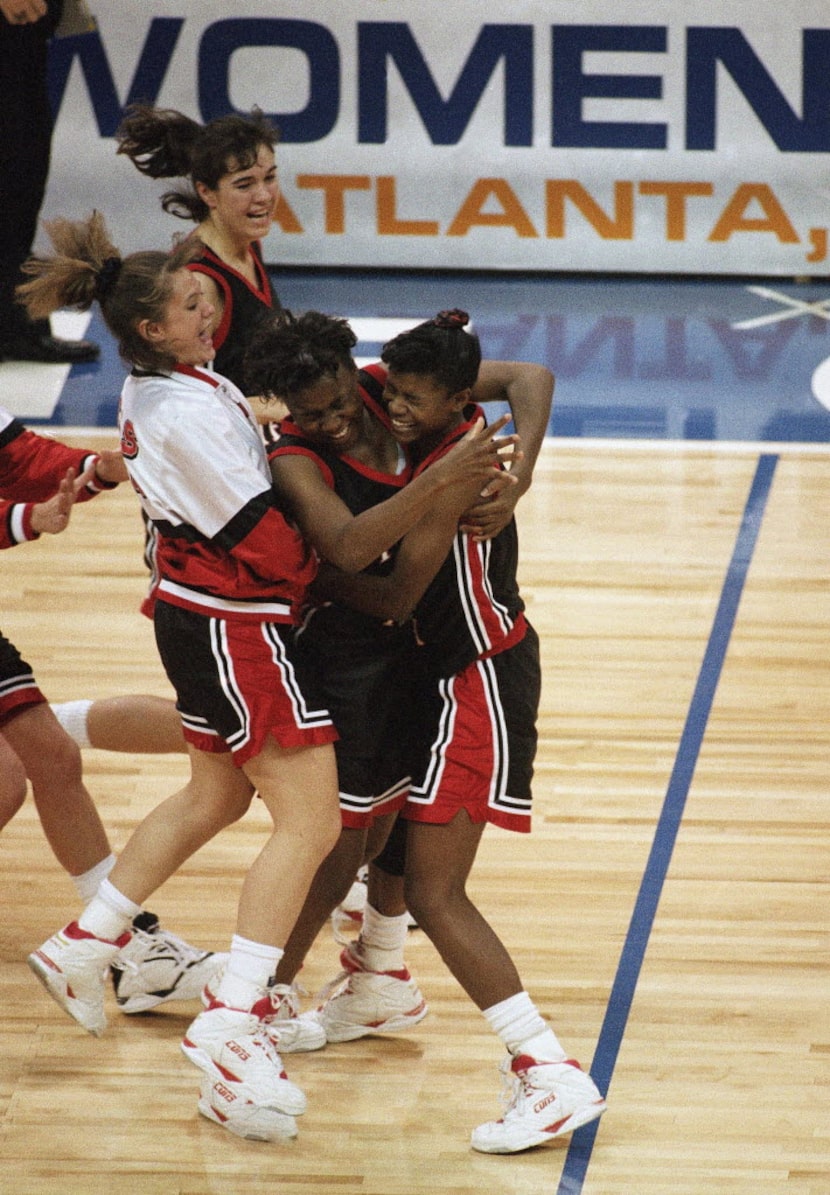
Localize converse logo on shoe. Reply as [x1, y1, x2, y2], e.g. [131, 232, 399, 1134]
[533, 1092, 558, 1115]
[227, 1040, 252, 1062]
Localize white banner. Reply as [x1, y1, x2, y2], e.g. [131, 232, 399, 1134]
[42, 0, 830, 275]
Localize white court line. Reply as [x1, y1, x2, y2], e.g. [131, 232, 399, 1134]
[348, 316, 433, 341]
[42, 430, 830, 457]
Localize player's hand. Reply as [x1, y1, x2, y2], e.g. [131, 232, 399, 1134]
[29, 464, 89, 535]
[93, 449, 129, 484]
[459, 469, 523, 540]
[0, 0, 47, 25]
[436, 413, 520, 489]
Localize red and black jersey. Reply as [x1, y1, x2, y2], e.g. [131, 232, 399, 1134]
[0, 405, 115, 549]
[268, 369, 415, 815]
[269, 368, 412, 581]
[409, 402, 526, 679]
[190, 241, 281, 395]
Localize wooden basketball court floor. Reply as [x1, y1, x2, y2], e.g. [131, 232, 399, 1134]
[0, 273, 827, 1193]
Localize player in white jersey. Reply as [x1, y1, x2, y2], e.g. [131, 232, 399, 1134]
[17, 212, 341, 1141]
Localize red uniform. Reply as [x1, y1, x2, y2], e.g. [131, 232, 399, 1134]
[397, 397, 539, 835]
[0, 407, 115, 550]
[119, 366, 336, 765]
[0, 405, 117, 725]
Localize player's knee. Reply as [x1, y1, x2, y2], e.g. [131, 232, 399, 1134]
[40, 728, 84, 784]
[403, 874, 442, 931]
[0, 757, 28, 827]
[319, 805, 345, 860]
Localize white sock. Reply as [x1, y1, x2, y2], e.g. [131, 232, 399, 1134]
[357, 905, 408, 972]
[215, 935, 283, 1010]
[482, 991, 567, 1062]
[77, 877, 141, 941]
[51, 700, 93, 748]
[71, 852, 116, 904]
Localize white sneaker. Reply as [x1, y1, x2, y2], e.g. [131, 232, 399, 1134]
[201, 974, 326, 1054]
[311, 943, 428, 1043]
[28, 921, 130, 1036]
[111, 911, 228, 1013]
[471, 1055, 607, 1154]
[198, 1077, 298, 1142]
[181, 1002, 307, 1116]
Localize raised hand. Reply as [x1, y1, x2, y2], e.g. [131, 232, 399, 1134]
[29, 462, 94, 535]
[431, 413, 521, 497]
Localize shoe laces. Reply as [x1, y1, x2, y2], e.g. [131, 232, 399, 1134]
[315, 967, 352, 1006]
[245, 1023, 286, 1070]
[497, 1055, 538, 1118]
[316, 940, 371, 1003]
[120, 925, 195, 973]
[262, 982, 300, 1023]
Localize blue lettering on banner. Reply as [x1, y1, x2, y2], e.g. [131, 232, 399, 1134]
[48, 19, 183, 135]
[46, 19, 830, 153]
[357, 22, 533, 145]
[198, 19, 340, 139]
[686, 28, 830, 151]
[552, 25, 667, 149]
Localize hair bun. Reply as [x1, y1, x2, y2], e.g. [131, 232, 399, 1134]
[95, 256, 123, 302]
[432, 309, 469, 329]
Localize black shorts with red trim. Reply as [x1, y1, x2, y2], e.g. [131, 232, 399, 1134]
[403, 623, 540, 834]
[0, 630, 45, 727]
[153, 600, 336, 766]
[293, 604, 412, 828]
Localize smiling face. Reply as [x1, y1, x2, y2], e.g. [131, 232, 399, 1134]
[286, 362, 366, 453]
[197, 144, 279, 245]
[140, 270, 216, 367]
[382, 369, 469, 454]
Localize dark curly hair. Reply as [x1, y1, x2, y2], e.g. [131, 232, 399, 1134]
[244, 309, 357, 401]
[381, 309, 481, 394]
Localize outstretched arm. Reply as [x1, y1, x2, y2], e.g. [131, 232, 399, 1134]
[0, 460, 99, 548]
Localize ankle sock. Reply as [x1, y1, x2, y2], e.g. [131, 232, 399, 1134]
[357, 906, 409, 971]
[71, 852, 116, 904]
[77, 877, 141, 940]
[215, 935, 283, 1010]
[482, 991, 567, 1061]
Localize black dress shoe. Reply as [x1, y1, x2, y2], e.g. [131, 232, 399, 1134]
[0, 331, 100, 364]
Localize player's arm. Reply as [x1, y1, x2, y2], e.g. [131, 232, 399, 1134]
[464, 360, 553, 540]
[312, 464, 520, 624]
[311, 498, 458, 623]
[270, 416, 515, 574]
[0, 461, 98, 548]
[0, 420, 124, 503]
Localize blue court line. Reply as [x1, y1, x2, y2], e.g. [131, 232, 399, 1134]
[556, 452, 779, 1195]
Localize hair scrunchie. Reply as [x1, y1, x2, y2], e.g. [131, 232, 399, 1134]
[431, 308, 469, 329]
[95, 256, 123, 302]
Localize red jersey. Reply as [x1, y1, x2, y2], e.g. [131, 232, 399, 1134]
[0, 406, 115, 550]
